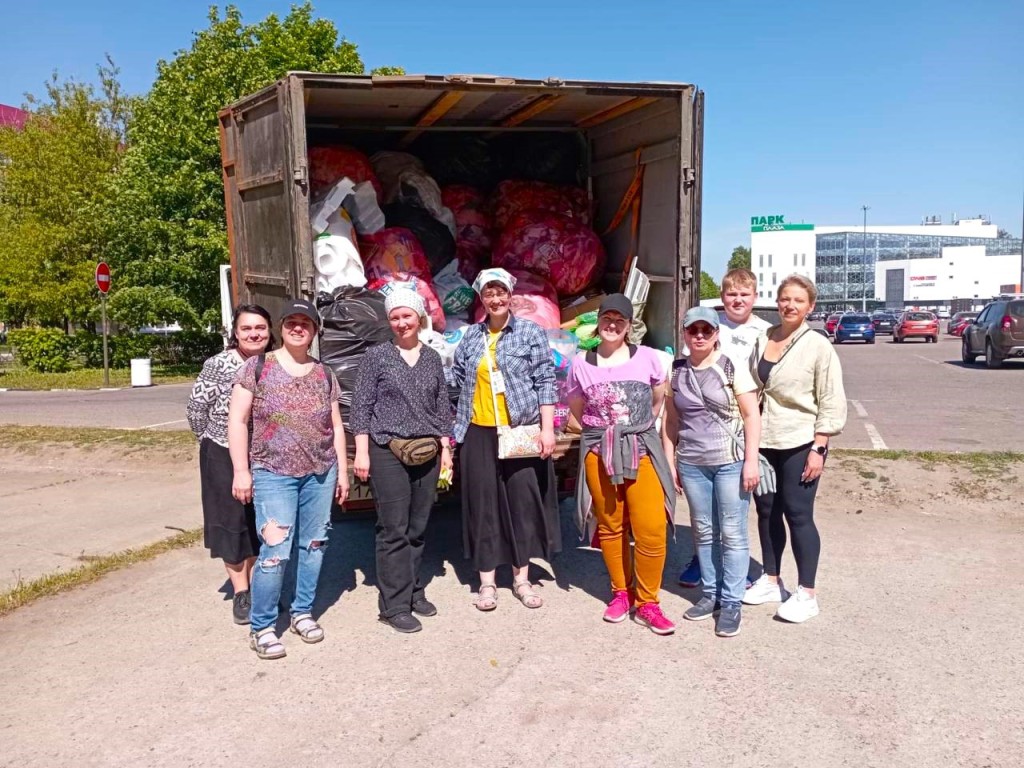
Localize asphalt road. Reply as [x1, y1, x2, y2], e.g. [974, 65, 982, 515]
[1, 333, 1021, 451]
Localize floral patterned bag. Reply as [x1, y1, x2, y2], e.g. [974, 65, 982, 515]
[485, 341, 541, 460]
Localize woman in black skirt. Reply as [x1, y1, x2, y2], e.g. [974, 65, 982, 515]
[187, 304, 274, 625]
[450, 268, 560, 611]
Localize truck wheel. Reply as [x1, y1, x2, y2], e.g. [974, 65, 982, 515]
[962, 337, 977, 363]
[985, 340, 1004, 369]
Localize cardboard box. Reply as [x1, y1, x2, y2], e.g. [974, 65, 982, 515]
[560, 293, 607, 324]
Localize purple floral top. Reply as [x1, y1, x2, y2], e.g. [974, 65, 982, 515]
[565, 346, 665, 456]
[235, 353, 341, 477]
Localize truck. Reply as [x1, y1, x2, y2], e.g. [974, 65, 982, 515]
[217, 72, 704, 500]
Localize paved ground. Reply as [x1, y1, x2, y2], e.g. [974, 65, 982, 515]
[824, 331, 1024, 452]
[2, 441, 1022, 767]
[1, 333, 1021, 452]
[0, 382, 194, 431]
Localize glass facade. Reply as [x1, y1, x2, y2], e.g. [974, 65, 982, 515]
[815, 232, 1023, 308]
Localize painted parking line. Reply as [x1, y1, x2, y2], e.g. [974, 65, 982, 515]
[849, 399, 888, 450]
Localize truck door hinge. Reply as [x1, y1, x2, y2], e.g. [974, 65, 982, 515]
[682, 167, 696, 188]
[293, 164, 308, 185]
[680, 265, 694, 284]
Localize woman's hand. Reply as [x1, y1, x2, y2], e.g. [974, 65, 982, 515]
[741, 460, 760, 493]
[335, 472, 350, 504]
[440, 445, 453, 475]
[353, 450, 371, 482]
[801, 449, 825, 483]
[669, 464, 682, 494]
[538, 428, 556, 459]
[232, 469, 253, 504]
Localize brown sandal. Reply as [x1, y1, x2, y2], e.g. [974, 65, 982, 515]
[474, 583, 498, 611]
[512, 580, 543, 609]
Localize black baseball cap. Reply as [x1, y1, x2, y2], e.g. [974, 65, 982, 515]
[598, 293, 634, 322]
[280, 298, 319, 328]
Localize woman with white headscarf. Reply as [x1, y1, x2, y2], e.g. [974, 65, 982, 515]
[449, 268, 560, 612]
[351, 288, 454, 634]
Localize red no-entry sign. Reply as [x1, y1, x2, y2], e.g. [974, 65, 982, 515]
[95, 262, 111, 294]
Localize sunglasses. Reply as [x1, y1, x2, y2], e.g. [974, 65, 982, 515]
[685, 324, 717, 337]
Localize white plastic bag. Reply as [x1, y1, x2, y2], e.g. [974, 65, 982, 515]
[433, 260, 474, 315]
[313, 208, 367, 290]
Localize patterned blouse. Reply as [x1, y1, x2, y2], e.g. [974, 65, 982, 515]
[187, 349, 244, 448]
[234, 353, 341, 478]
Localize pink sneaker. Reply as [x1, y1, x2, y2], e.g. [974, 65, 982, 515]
[603, 590, 631, 623]
[634, 602, 676, 635]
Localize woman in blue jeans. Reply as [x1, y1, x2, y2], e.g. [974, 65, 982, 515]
[228, 299, 349, 660]
[662, 306, 761, 637]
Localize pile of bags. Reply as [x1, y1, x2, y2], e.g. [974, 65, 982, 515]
[306, 137, 614, 434]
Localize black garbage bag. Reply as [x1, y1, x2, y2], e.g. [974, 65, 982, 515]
[317, 286, 392, 420]
[418, 134, 500, 190]
[382, 202, 456, 276]
[500, 132, 584, 186]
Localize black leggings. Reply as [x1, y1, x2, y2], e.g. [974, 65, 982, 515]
[753, 443, 821, 588]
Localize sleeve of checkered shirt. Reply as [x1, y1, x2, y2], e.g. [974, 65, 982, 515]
[527, 323, 557, 406]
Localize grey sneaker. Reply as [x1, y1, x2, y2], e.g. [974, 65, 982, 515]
[683, 597, 718, 622]
[715, 605, 742, 637]
[232, 590, 251, 625]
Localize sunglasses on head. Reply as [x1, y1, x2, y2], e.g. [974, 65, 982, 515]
[685, 323, 717, 336]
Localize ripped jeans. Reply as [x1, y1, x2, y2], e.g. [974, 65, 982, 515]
[250, 464, 336, 633]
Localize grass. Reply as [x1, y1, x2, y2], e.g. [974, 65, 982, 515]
[0, 528, 202, 618]
[0, 362, 199, 390]
[834, 449, 1024, 479]
[0, 424, 196, 455]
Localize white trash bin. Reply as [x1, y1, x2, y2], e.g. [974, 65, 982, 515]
[130, 357, 152, 387]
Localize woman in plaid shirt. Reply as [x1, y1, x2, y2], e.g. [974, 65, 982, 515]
[450, 268, 561, 611]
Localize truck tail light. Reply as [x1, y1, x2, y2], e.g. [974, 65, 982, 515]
[1002, 316, 1012, 330]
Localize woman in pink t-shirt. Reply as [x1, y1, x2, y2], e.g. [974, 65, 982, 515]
[566, 294, 677, 635]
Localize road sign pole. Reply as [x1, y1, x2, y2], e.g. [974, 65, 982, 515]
[101, 293, 110, 388]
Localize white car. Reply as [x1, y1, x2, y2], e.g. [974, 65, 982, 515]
[936, 309, 951, 320]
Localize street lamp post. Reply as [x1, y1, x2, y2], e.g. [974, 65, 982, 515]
[862, 205, 870, 312]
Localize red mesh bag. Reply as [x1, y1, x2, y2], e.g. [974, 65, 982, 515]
[442, 185, 494, 257]
[492, 211, 606, 296]
[309, 146, 383, 200]
[360, 228, 443, 330]
[490, 180, 591, 232]
[473, 268, 561, 330]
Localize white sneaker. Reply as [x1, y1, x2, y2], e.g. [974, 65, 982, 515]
[742, 574, 787, 605]
[775, 586, 819, 623]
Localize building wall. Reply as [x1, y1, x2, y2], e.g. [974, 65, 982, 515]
[873, 245, 1022, 308]
[750, 229, 816, 301]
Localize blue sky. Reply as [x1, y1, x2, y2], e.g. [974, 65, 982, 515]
[2, 0, 1021, 277]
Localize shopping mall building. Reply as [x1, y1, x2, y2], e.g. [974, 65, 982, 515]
[749, 214, 1023, 312]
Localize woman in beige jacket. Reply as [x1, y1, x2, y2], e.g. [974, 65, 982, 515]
[742, 275, 847, 623]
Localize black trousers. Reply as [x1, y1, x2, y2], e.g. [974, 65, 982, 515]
[368, 441, 440, 617]
[752, 442, 822, 589]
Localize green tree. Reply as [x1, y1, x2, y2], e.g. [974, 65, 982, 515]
[699, 271, 719, 300]
[0, 61, 130, 327]
[727, 245, 751, 271]
[99, 3, 396, 327]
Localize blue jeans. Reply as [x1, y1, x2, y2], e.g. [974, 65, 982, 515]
[250, 465, 336, 632]
[679, 461, 750, 607]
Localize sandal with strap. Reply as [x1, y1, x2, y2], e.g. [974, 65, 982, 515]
[512, 580, 544, 609]
[474, 583, 498, 612]
[250, 627, 286, 660]
[289, 613, 325, 644]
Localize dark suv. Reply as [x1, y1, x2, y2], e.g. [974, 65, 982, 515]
[961, 299, 1024, 368]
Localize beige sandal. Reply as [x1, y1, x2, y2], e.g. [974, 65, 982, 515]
[512, 580, 543, 609]
[474, 583, 498, 612]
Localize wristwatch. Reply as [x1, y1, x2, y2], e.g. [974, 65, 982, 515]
[812, 444, 829, 459]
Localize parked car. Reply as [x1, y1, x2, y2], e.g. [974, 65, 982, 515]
[947, 312, 978, 335]
[894, 311, 939, 343]
[937, 308, 951, 320]
[825, 312, 843, 335]
[871, 313, 897, 335]
[961, 299, 1024, 368]
[808, 310, 827, 322]
[835, 314, 875, 344]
